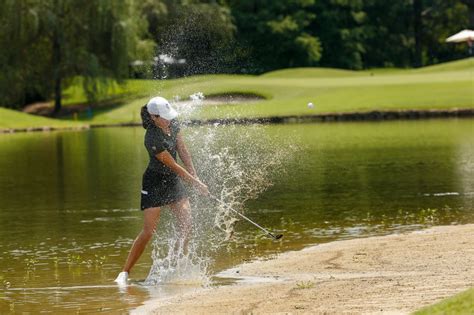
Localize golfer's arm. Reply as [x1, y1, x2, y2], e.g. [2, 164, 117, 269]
[156, 151, 197, 185]
[176, 133, 196, 176]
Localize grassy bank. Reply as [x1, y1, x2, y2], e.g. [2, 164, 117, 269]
[413, 288, 474, 315]
[1, 58, 473, 129]
[73, 57, 474, 124]
[0, 107, 87, 131]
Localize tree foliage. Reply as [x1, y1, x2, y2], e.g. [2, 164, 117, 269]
[138, 0, 236, 76]
[229, 0, 470, 71]
[0, 0, 154, 111]
[229, 0, 322, 73]
[0, 0, 471, 109]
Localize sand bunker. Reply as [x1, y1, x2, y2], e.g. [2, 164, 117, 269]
[146, 224, 474, 314]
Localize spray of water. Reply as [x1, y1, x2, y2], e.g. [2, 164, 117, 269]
[142, 14, 296, 284]
[141, 92, 296, 286]
[144, 223, 209, 286]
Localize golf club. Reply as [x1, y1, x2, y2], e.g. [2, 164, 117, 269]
[209, 194, 283, 240]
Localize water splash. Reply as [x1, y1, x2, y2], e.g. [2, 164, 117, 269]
[144, 224, 208, 286]
[171, 92, 205, 120]
[144, 92, 296, 286]
[192, 125, 290, 240]
[190, 92, 205, 103]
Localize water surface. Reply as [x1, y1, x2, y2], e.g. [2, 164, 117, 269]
[0, 119, 473, 313]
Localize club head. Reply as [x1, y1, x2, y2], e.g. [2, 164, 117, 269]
[274, 234, 283, 240]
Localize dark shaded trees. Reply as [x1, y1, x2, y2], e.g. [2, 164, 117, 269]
[421, 0, 470, 64]
[308, 0, 368, 69]
[461, 0, 474, 28]
[413, 0, 423, 67]
[0, 0, 154, 111]
[0, 0, 50, 108]
[0, 0, 471, 109]
[228, 0, 322, 73]
[138, 0, 236, 76]
[229, 0, 470, 71]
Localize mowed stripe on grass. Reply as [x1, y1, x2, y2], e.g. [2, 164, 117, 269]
[88, 58, 473, 123]
[1, 58, 473, 129]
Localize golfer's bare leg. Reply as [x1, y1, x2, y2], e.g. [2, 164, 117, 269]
[169, 198, 192, 253]
[122, 206, 161, 273]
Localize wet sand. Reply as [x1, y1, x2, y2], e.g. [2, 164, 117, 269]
[148, 224, 474, 314]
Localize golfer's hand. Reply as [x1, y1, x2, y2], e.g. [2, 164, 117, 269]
[194, 179, 209, 196]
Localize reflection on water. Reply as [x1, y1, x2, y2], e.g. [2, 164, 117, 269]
[0, 119, 473, 312]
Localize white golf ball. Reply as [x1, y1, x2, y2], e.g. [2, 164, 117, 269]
[307, 102, 314, 109]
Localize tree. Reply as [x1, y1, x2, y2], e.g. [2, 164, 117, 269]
[308, 0, 369, 70]
[1, 0, 471, 105]
[310, 0, 469, 69]
[139, 0, 236, 76]
[461, 0, 474, 28]
[0, 0, 51, 108]
[413, 0, 423, 67]
[163, 2, 236, 75]
[0, 0, 154, 112]
[359, 0, 414, 68]
[42, 0, 155, 114]
[228, 0, 322, 73]
[421, 0, 470, 64]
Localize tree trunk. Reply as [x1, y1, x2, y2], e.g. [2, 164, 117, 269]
[53, 70, 62, 115]
[413, 0, 422, 67]
[52, 29, 62, 115]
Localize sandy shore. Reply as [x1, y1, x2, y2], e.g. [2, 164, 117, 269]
[143, 224, 474, 314]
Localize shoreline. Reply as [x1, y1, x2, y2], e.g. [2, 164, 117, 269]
[1, 108, 473, 134]
[137, 224, 474, 314]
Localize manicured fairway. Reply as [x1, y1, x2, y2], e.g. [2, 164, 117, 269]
[1, 58, 472, 129]
[81, 57, 474, 124]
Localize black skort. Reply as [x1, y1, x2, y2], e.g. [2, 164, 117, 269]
[140, 169, 187, 210]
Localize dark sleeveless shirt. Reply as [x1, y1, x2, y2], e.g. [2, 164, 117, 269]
[144, 120, 180, 176]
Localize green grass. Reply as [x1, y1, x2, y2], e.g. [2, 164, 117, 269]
[413, 288, 474, 315]
[84, 58, 472, 124]
[60, 74, 223, 106]
[0, 107, 87, 130]
[262, 67, 362, 78]
[1, 58, 473, 129]
[412, 58, 474, 73]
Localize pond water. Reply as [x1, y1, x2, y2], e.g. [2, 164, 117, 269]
[0, 119, 473, 313]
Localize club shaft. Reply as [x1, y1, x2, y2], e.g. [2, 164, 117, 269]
[210, 195, 276, 238]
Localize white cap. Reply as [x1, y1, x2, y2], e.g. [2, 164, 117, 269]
[146, 97, 178, 120]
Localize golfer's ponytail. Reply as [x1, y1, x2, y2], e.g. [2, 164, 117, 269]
[141, 105, 154, 129]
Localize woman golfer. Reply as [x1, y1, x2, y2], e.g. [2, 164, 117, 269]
[115, 96, 209, 284]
